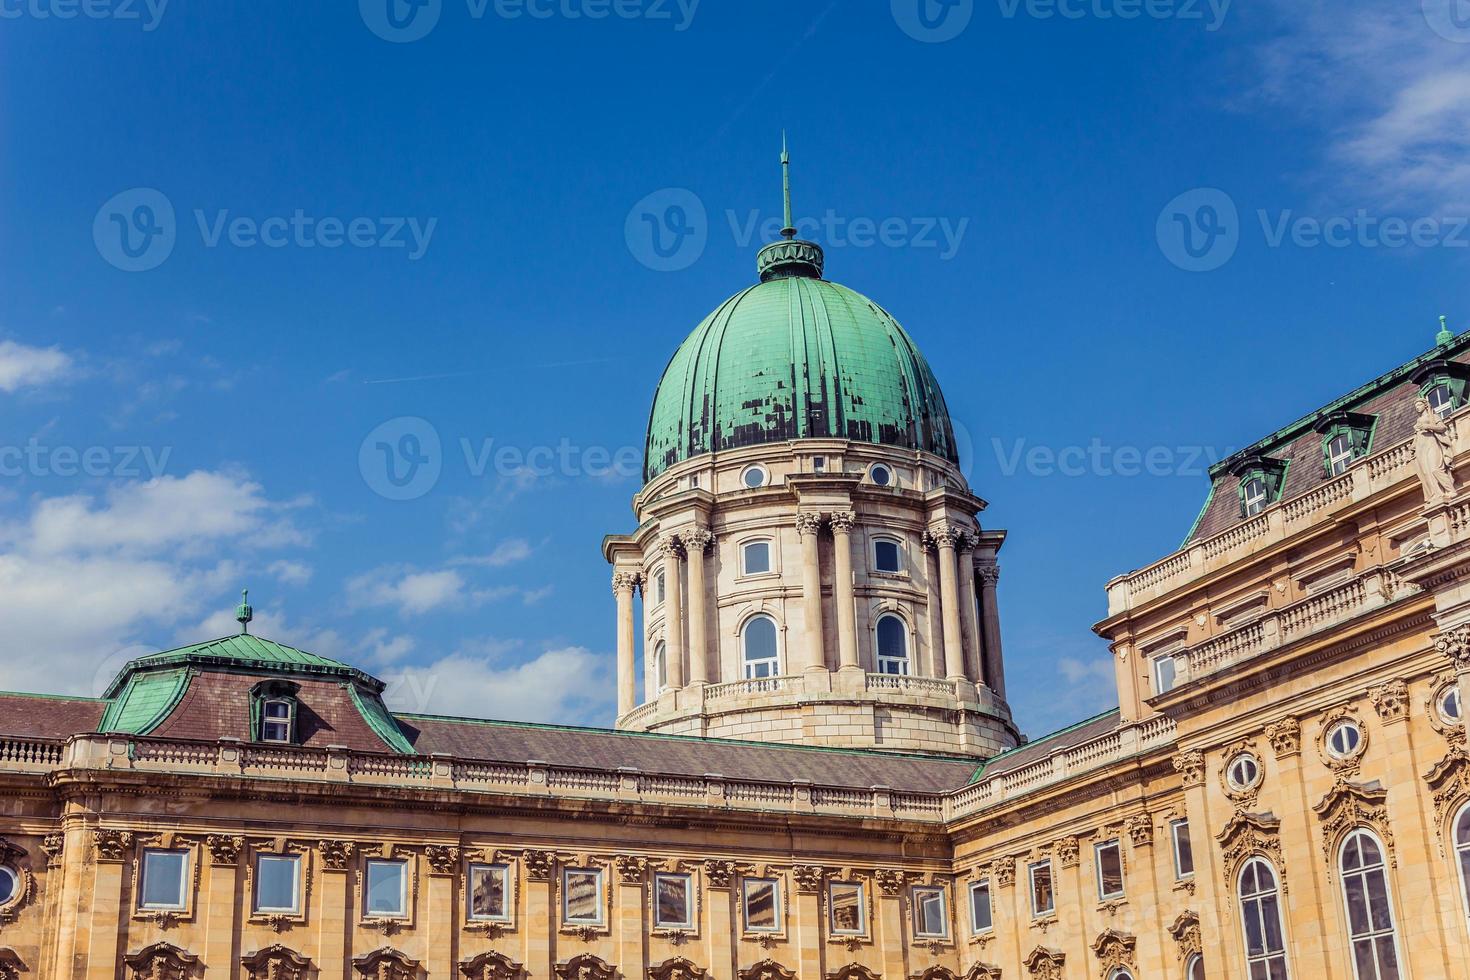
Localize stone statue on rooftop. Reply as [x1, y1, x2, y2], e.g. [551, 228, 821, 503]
[1413, 396, 1457, 502]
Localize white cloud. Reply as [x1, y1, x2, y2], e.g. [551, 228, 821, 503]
[268, 559, 314, 585]
[347, 567, 471, 616]
[1057, 656, 1115, 687]
[0, 340, 74, 393]
[450, 539, 534, 568]
[380, 646, 613, 724]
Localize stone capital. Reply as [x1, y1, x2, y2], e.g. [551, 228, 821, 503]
[829, 511, 857, 534]
[1436, 624, 1470, 670]
[660, 536, 686, 560]
[795, 512, 825, 537]
[976, 563, 1000, 587]
[924, 525, 968, 551]
[680, 527, 715, 554]
[612, 571, 641, 597]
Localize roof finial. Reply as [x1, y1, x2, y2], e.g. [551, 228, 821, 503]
[235, 589, 253, 635]
[1438, 314, 1454, 346]
[780, 131, 796, 240]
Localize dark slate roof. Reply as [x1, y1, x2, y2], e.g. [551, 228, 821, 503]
[397, 715, 983, 792]
[1185, 333, 1470, 545]
[969, 709, 1122, 780]
[0, 693, 106, 739]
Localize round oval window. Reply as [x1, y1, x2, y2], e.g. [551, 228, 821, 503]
[1326, 720, 1362, 758]
[741, 466, 767, 489]
[1439, 685, 1463, 723]
[870, 464, 893, 487]
[1227, 754, 1260, 791]
[0, 866, 17, 906]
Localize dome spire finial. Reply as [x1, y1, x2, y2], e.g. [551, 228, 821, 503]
[236, 588, 253, 635]
[780, 131, 796, 240]
[1438, 313, 1454, 346]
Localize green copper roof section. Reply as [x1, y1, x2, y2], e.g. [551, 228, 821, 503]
[644, 276, 959, 481]
[98, 667, 191, 735]
[350, 684, 415, 754]
[103, 634, 385, 699]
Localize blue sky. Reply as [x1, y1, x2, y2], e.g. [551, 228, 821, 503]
[3, 0, 1468, 737]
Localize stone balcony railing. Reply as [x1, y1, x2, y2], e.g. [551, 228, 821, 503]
[1108, 419, 1456, 616]
[0, 713, 1179, 825]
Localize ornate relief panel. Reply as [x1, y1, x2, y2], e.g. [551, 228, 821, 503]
[554, 954, 617, 980]
[353, 947, 421, 980]
[0, 950, 24, 980]
[459, 951, 525, 980]
[1091, 930, 1136, 979]
[124, 943, 202, 980]
[1022, 947, 1064, 980]
[425, 845, 460, 877]
[1423, 746, 1470, 839]
[1313, 780, 1395, 867]
[962, 965, 1002, 980]
[241, 945, 312, 980]
[0, 839, 36, 926]
[1368, 680, 1410, 723]
[1265, 719, 1301, 758]
[205, 835, 243, 867]
[1172, 750, 1205, 787]
[649, 957, 708, 980]
[737, 960, 797, 980]
[1168, 911, 1201, 964]
[826, 966, 880, 980]
[93, 829, 134, 862]
[1216, 812, 1286, 888]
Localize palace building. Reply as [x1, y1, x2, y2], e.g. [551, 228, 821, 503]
[4, 165, 1470, 980]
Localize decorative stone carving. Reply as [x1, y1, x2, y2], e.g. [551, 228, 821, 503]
[1369, 680, 1410, 723]
[1091, 930, 1136, 977]
[702, 860, 737, 889]
[554, 954, 617, 980]
[1125, 815, 1154, 849]
[909, 969, 959, 980]
[874, 869, 913, 896]
[1172, 751, 1205, 787]
[991, 858, 1015, 888]
[976, 564, 1000, 587]
[1219, 739, 1265, 808]
[925, 525, 969, 550]
[353, 947, 421, 980]
[124, 942, 201, 980]
[612, 571, 641, 596]
[963, 965, 1002, 980]
[1426, 672, 1466, 743]
[1435, 624, 1470, 669]
[39, 834, 63, 867]
[827, 966, 880, 980]
[93, 829, 133, 863]
[829, 512, 857, 533]
[460, 951, 525, 980]
[614, 855, 648, 884]
[680, 528, 714, 555]
[241, 946, 312, 980]
[522, 850, 554, 881]
[1168, 911, 1201, 963]
[649, 957, 707, 980]
[1022, 947, 1065, 980]
[1052, 838, 1079, 868]
[660, 537, 686, 560]
[1314, 780, 1394, 866]
[1315, 706, 1367, 775]
[737, 961, 797, 980]
[205, 835, 244, 867]
[0, 949, 23, 980]
[791, 865, 826, 893]
[1413, 396, 1458, 503]
[318, 840, 356, 871]
[0, 840, 32, 923]
[1424, 746, 1470, 832]
[425, 845, 459, 876]
[1265, 719, 1302, 758]
[795, 513, 825, 537]
[1216, 811, 1285, 885]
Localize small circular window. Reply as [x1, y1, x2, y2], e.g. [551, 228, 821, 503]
[869, 464, 894, 487]
[1226, 753, 1261, 792]
[1437, 685, 1462, 723]
[741, 466, 768, 489]
[0, 866, 17, 906]
[1325, 720, 1363, 759]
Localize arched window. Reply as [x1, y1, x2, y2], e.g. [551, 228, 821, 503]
[1242, 476, 1269, 516]
[1186, 953, 1205, 980]
[1454, 804, 1470, 935]
[1338, 829, 1401, 980]
[742, 540, 772, 575]
[251, 680, 300, 744]
[876, 615, 909, 675]
[1327, 432, 1356, 476]
[1107, 968, 1134, 980]
[1428, 382, 1458, 418]
[743, 616, 780, 679]
[1238, 857, 1289, 979]
[654, 642, 668, 693]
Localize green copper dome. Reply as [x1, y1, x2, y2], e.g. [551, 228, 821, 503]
[644, 257, 959, 482]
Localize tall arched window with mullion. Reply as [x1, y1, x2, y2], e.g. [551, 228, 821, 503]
[875, 614, 909, 675]
[743, 615, 780, 679]
[1239, 857, 1290, 979]
[1454, 805, 1470, 942]
[1338, 829, 1402, 980]
[654, 642, 668, 694]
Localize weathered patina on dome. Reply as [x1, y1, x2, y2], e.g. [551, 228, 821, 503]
[644, 274, 959, 481]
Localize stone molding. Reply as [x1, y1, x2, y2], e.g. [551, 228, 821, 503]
[1313, 779, 1394, 868]
[205, 835, 244, 867]
[522, 849, 554, 881]
[1314, 705, 1368, 776]
[318, 839, 356, 871]
[649, 957, 708, 980]
[791, 864, 826, 893]
[737, 960, 796, 980]
[612, 571, 642, 596]
[827, 965, 880, 980]
[1265, 719, 1301, 758]
[555, 954, 617, 980]
[1423, 746, 1470, 836]
[460, 951, 526, 979]
[963, 965, 1002, 980]
[39, 833, 63, 868]
[352, 947, 421, 980]
[795, 512, 825, 537]
[241, 946, 312, 980]
[425, 845, 460, 876]
[0, 950, 24, 980]
[93, 828, 134, 863]
[1052, 837, 1079, 868]
[1216, 811, 1285, 888]
[614, 855, 648, 884]
[1091, 929, 1136, 978]
[1168, 911, 1201, 963]
[1435, 623, 1470, 669]
[1125, 814, 1154, 849]
[830, 512, 857, 533]
[1172, 750, 1205, 787]
[1022, 946, 1065, 980]
[702, 860, 738, 889]
[680, 528, 714, 554]
[1368, 679, 1410, 723]
[124, 942, 200, 980]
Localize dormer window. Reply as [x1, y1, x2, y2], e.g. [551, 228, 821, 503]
[261, 699, 295, 743]
[1326, 433, 1355, 475]
[1411, 359, 1470, 420]
[1427, 382, 1457, 418]
[1241, 477, 1269, 517]
[1313, 411, 1376, 478]
[1227, 455, 1288, 519]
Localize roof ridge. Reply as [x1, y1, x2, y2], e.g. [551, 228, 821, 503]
[968, 707, 1122, 780]
[0, 690, 106, 703]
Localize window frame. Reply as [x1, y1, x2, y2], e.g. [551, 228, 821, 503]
[741, 877, 782, 933]
[827, 880, 867, 937]
[1337, 828, 1403, 980]
[868, 463, 895, 487]
[1241, 475, 1270, 516]
[364, 858, 410, 920]
[1437, 683, 1463, 724]
[139, 848, 191, 911]
[1315, 414, 1376, 478]
[0, 865, 16, 909]
[1455, 802, 1470, 937]
[654, 641, 668, 694]
[252, 853, 303, 915]
[1427, 380, 1459, 418]
[875, 613, 911, 676]
[467, 863, 513, 923]
[260, 697, 296, 744]
[967, 878, 993, 935]
[1028, 859, 1055, 918]
[741, 615, 781, 680]
[1153, 653, 1179, 694]
[1238, 856, 1290, 979]
[910, 884, 950, 939]
[1094, 838, 1125, 901]
[1186, 953, 1205, 980]
[1326, 720, 1363, 760]
[872, 536, 904, 574]
[1227, 753, 1262, 792]
[1171, 818, 1195, 880]
[561, 866, 606, 927]
[740, 464, 769, 490]
[652, 872, 696, 930]
[741, 538, 774, 577]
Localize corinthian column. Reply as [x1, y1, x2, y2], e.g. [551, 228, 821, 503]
[613, 572, 640, 715]
[977, 562, 1007, 700]
[929, 525, 968, 682]
[681, 528, 714, 685]
[830, 512, 860, 672]
[661, 537, 685, 689]
[796, 513, 827, 673]
[957, 535, 982, 684]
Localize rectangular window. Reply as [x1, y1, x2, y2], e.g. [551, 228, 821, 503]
[1095, 840, 1125, 900]
[562, 868, 605, 925]
[365, 859, 408, 918]
[468, 864, 511, 921]
[1172, 819, 1195, 879]
[968, 879, 992, 934]
[653, 873, 694, 929]
[261, 699, 294, 742]
[912, 886, 949, 938]
[743, 541, 772, 575]
[1029, 861, 1054, 917]
[139, 849, 189, 910]
[254, 854, 301, 914]
[874, 539, 902, 573]
[1154, 655, 1178, 694]
[742, 878, 780, 932]
[828, 881, 865, 935]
